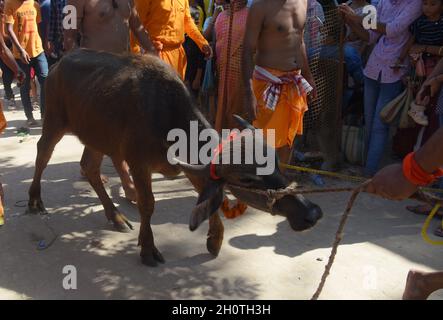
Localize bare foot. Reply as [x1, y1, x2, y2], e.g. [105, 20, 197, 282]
[80, 168, 109, 184]
[402, 270, 432, 300]
[123, 184, 137, 203]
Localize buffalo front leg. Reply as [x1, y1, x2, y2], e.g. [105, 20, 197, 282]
[185, 173, 225, 257]
[80, 147, 133, 231]
[130, 165, 164, 267]
[28, 127, 65, 214]
[207, 213, 224, 257]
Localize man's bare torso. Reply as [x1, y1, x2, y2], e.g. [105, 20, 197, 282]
[256, 0, 307, 71]
[81, 0, 132, 53]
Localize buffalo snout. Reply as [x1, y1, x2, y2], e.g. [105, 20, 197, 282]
[274, 194, 323, 231]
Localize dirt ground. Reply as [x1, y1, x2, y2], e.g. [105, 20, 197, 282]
[0, 86, 442, 300]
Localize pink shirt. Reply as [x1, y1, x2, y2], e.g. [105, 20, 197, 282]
[364, 0, 422, 83]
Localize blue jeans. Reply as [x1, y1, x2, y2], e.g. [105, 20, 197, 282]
[17, 52, 48, 120]
[364, 76, 403, 176]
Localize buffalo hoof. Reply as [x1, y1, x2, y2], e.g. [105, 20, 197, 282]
[106, 210, 134, 232]
[141, 246, 165, 267]
[207, 215, 224, 256]
[123, 186, 137, 203]
[27, 199, 48, 215]
[206, 231, 223, 257]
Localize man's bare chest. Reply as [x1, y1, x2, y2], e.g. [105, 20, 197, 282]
[85, 0, 131, 23]
[263, 1, 306, 35]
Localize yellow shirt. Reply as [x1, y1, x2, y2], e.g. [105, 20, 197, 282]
[133, 0, 208, 52]
[4, 0, 43, 59]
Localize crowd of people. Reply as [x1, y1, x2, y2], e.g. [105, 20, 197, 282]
[0, 0, 442, 299]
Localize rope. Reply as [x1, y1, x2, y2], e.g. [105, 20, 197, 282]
[311, 182, 368, 300]
[231, 162, 443, 299]
[421, 203, 443, 246]
[280, 162, 443, 195]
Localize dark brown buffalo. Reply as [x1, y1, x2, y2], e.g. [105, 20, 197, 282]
[28, 49, 322, 266]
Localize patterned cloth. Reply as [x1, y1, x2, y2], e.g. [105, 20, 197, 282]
[304, 0, 325, 51]
[214, 5, 248, 131]
[410, 15, 443, 47]
[365, 0, 422, 83]
[253, 66, 313, 111]
[436, 89, 443, 115]
[252, 67, 309, 148]
[49, 0, 65, 55]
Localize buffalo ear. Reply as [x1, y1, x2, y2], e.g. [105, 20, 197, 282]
[190, 179, 225, 231]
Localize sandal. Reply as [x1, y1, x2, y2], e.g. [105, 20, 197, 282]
[406, 205, 443, 218]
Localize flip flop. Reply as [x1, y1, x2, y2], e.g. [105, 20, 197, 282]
[406, 205, 443, 218]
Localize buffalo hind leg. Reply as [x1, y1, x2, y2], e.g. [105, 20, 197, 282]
[130, 164, 164, 267]
[80, 148, 109, 184]
[81, 147, 133, 232]
[185, 173, 225, 257]
[111, 157, 137, 203]
[28, 126, 66, 214]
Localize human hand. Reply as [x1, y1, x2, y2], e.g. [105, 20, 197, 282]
[416, 77, 442, 105]
[44, 41, 54, 56]
[201, 44, 213, 59]
[19, 49, 31, 64]
[364, 164, 418, 200]
[16, 68, 25, 87]
[338, 4, 358, 23]
[305, 75, 317, 102]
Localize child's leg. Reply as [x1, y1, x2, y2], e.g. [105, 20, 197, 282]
[31, 53, 49, 117]
[17, 60, 33, 121]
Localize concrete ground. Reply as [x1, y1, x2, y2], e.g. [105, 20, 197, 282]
[0, 88, 443, 300]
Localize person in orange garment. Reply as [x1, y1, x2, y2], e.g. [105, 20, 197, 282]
[0, 9, 23, 225]
[132, 0, 213, 79]
[242, 0, 316, 166]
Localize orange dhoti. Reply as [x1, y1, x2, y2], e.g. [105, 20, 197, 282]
[252, 67, 310, 149]
[158, 44, 187, 80]
[133, 0, 209, 81]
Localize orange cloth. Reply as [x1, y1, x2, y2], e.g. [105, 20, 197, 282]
[0, 101, 6, 134]
[252, 67, 308, 149]
[133, 0, 208, 79]
[403, 152, 443, 186]
[214, 7, 248, 131]
[4, 0, 43, 59]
